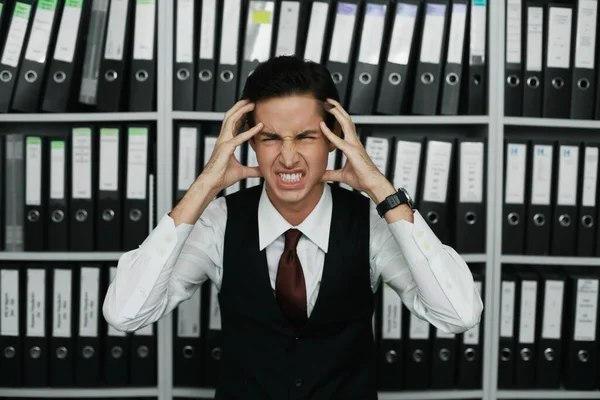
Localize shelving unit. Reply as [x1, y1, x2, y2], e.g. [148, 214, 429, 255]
[1, 1, 598, 400]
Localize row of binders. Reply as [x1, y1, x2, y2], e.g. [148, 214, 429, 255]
[502, 137, 600, 256]
[505, 0, 600, 119]
[0, 0, 157, 113]
[175, 122, 488, 254]
[172, 268, 484, 390]
[499, 265, 600, 390]
[173, 0, 488, 116]
[0, 124, 156, 252]
[0, 262, 157, 387]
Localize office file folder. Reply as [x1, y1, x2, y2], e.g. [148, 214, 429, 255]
[498, 272, 516, 388]
[551, 142, 580, 255]
[173, 0, 195, 111]
[204, 283, 222, 387]
[505, 0, 523, 116]
[456, 277, 483, 388]
[12, 0, 62, 113]
[431, 328, 456, 389]
[24, 135, 46, 251]
[215, 0, 242, 112]
[403, 309, 430, 389]
[303, 0, 333, 63]
[377, 283, 403, 390]
[274, 0, 305, 57]
[76, 264, 101, 386]
[103, 265, 129, 385]
[0, 264, 22, 386]
[525, 141, 554, 255]
[391, 138, 423, 208]
[130, 322, 156, 386]
[514, 271, 538, 388]
[195, 0, 218, 111]
[570, 0, 597, 119]
[174, 286, 203, 387]
[577, 144, 599, 256]
[70, 126, 96, 251]
[47, 136, 70, 251]
[175, 124, 201, 204]
[50, 266, 75, 386]
[348, 1, 388, 115]
[522, 3, 543, 117]
[503, 140, 528, 254]
[128, 0, 156, 111]
[466, 0, 487, 115]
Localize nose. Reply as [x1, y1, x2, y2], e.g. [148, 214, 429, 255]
[279, 138, 300, 168]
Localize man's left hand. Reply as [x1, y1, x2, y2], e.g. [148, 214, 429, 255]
[319, 98, 396, 204]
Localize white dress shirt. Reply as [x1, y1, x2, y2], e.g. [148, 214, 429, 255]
[103, 184, 483, 335]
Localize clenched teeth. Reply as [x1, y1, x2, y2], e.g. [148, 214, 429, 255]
[279, 173, 303, 182]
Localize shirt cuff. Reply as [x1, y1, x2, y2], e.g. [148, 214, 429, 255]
[387, 210, 443, 263]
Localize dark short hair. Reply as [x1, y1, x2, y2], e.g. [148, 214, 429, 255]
[240, 56, 340, 130]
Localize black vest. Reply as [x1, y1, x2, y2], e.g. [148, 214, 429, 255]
[216, 183, 377, 400]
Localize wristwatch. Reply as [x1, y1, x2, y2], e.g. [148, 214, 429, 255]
[376, 188, 414, 218]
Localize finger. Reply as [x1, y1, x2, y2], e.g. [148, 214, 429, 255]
[320, 121, 350, 151]
[241, 165, 262, 179]
[325, 106, 360, 145]
[231, 122, 264, 146]
[224, 99, 251, 120]
[320, 168, 345, 183]
[221, 102, 256, 141]
[326, 98, 352, 121]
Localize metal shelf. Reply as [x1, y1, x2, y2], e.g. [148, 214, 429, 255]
[497, 389, 600, 399]
[0, 252, 124, 261]
[0, 112, 158, 123]
[462, 254, 488, 263]
[172, 388, 483, 400]
[501, 255, 600, 266]
[171, 111, 490, 125]
[0, 387, 158, 398]
[504, 116, 600, 129]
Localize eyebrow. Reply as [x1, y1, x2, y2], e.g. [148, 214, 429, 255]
[259, 130, 319, 138]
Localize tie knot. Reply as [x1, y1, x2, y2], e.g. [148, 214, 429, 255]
[284, 229, 302, 250]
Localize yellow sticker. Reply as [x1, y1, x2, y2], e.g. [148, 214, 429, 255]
[252, 10, 272, 24]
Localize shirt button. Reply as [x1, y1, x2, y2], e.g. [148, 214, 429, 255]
[295, 378, 303, 387]
[424, 242, 431, 251]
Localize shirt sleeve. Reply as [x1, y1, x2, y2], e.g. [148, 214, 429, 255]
[369, 206, 483, 334]
[102, 197, 228, 333]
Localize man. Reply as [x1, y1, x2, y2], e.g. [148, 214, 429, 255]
[103, 56, 483, 399]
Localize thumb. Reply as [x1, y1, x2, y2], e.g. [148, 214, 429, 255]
[321, 169, 344, 183]
[241, 165, 262, 179]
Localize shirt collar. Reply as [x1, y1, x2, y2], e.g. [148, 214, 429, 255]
[258, 183, 332, 253]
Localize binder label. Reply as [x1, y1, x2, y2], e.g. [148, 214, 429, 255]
[506, 0, 522, 64]
[470, 0, 487, 64]
[328, 3, 358, 64]
[392, 141, 421, 203]
[79, 267, 100, 337]
[126, 128, 149, 200]
[52, 2, 83, 63]
[99, 128, 120, 192]
[178, 287, 202, 338]
[25, 136, 42, 206]
[275, 1, 300, 56]
[436, 328, 455, 339]
[557, 145, 579, 206]
[574, 0, 597, 69]
[447, 3, 467, 65]
[365, 137, 389, 177]
[582, 147, 599, 207]
[133, 0, 156, 60]
[135, 322, 153, 336]
[463, 280, 482, 345]
[209, 283, 222, 331]
[244, 2, 275, 62]
[219, 0, 241, 65]
[199, 0, 216, 59]
[505, 143, 526, 204]
[420, 4, 446, 64]
[1, 2, 32, 68]
[381, 284, 401, 339]
[387, 3, 417, 65]
[105, 0, 130, 61]
[27, 269, 46, 337]
[531, 145, 553, 206]
[541, 279, 564, 339]
[526, 7, 543, 72]
[409, 313, 429, 339]
[423, 141, 452, 203]
[459, 142, 484, 203]
[72, 128, 93, 199]
[500, 281, 515, 338]
[358, 3, 387, 65]
[547, 6, 573, 69]
[175, 0, 194, 63]
[50, 141, 66, 200]
[518, 280, 537, 344]
[177, 127, 199, 191]
[1, 270, 19, 336]
[53, 269, 72, 338]
[304, 2, 329, 62]
[24, 0, 57, 64]
[574, 278, 598, 341]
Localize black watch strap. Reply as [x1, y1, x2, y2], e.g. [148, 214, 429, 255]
[376, 190, 408, 218]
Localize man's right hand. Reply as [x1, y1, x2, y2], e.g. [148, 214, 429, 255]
[200, 100, 264, 193]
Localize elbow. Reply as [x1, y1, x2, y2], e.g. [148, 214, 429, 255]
[459, 295, 484, 333]
[102, 296, 138, 333]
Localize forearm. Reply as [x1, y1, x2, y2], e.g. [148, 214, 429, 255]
[170, 176, 221, 226]
[366, 178, 414, 224]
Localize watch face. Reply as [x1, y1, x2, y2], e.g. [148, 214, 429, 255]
[399, 188, 414, 208]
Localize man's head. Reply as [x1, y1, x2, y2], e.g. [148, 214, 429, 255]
[240, 56, 341, 211]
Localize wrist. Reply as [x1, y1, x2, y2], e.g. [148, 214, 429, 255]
[367, 179, 396, 204]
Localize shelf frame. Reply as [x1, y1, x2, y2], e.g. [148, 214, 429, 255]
[0, 112, 158, 123]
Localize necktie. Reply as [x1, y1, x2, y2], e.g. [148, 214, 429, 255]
[276, 229, 307, 328]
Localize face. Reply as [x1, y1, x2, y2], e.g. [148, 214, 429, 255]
[249, 94, 336, 210]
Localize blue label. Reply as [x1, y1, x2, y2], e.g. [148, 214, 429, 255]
[397, 3, 417, 17]
[474, 0, 486, 6]
[366, 3, 386, 16]
[426, 3, 446, 16]
[337, 2, 357, 15]
[453, 3, 467, 13]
